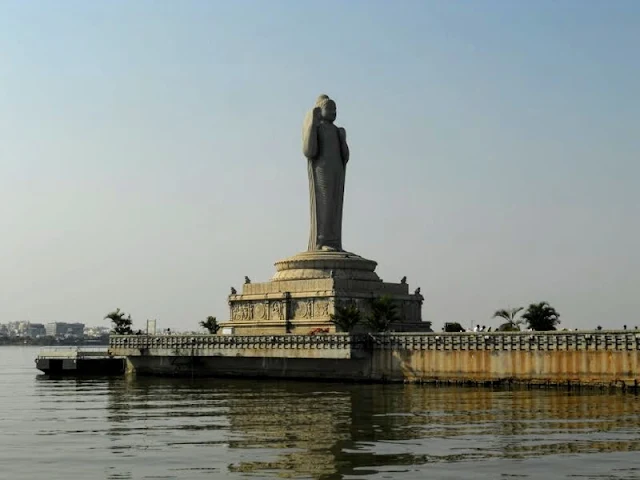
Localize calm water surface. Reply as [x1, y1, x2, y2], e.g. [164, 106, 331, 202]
[1, 347, 639, 479]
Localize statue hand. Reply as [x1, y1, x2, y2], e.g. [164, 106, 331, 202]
[312, 107, 322, 126]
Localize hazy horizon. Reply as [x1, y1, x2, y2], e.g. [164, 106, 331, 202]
[1, 1, 638, 331]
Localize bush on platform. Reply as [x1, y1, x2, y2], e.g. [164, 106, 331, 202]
[444, 322, 465, 332]
[492, 307, 524, 331]
[200, 316, 221, 334]
[365, 296, 400, 333]
[105, 308, 133, 335]
[330, 304, 362, 333]
[522, 302, 561, 331]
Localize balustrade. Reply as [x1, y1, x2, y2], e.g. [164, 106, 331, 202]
[109, 331, 640, 354]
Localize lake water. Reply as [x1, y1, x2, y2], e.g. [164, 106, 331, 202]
[1, 347, 639, 479]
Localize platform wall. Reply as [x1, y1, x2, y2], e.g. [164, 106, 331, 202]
[109, 331, 640, 387]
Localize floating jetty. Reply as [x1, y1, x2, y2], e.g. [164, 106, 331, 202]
[35, 346, 125, 375]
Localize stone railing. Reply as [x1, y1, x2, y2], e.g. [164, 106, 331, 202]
[109, 333, 368, 351]
[373, 331, 640, 352]
[36, 346, 112, 359]
[110, 331, 640, 353]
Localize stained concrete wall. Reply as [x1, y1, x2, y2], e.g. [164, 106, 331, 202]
[369, 332, 640, 386]
[125, 355, 371, 380]
[370, 345, 639, 386]
[110, 331, 640, 387]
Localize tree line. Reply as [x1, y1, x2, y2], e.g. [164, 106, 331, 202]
[444, 301, 561, 332]
[105, 300, 561, 336]
[104, 309, 221, 335]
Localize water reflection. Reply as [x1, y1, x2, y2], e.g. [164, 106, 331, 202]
[99, 379, 640, 479]
[4, 345, 637, 479]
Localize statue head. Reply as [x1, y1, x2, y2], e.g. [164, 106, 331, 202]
[315, 94, 337, 123]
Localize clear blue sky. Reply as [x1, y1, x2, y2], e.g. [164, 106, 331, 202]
[1, 0, 638, 331]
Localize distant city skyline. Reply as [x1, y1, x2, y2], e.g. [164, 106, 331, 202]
[1, 1, 638, 331]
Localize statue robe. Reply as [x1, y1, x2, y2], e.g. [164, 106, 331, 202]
[302, 112, 349, 251]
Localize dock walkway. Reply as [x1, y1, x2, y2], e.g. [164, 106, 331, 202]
[36, 346, 125, 375]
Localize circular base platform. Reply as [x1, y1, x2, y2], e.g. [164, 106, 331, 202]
[272, 251, 380, 282]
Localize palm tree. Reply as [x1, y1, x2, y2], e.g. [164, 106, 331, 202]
[521, 302, 561, 331]
[493, 307, 524, 331]
[200, 316, 221, 334]
[330, 304, 362, 333]
[365, 296, 400, 333]
[105, 308, 133, 335]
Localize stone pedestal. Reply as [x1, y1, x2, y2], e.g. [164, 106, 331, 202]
[222, 251, 431, 335]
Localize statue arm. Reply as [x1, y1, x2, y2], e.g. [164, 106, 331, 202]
[338, 127, 349, 165]
[302, 108, 319, 159]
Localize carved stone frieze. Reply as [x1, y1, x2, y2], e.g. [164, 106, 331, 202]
[226, 280, 427, 333]
[315, 300, 330, 318]
[294, 299, 318, 319]
[271, 301, 284, 321]
[255, 303, 267, 320]
[232, 303, 254, 321]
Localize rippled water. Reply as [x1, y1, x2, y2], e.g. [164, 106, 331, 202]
[1, 347, 640, 479]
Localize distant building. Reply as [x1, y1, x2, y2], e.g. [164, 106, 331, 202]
[28, 323, 46, 338]
[16, 321, 29, 335]
[45, 322, 85, 338]
[84, 326, 110, 338]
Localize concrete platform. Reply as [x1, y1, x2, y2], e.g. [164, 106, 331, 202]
[35, 347, 125, 375]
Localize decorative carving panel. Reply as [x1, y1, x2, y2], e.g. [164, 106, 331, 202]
[232, 303, 254, 321]
[271, 301, 284, 321]
[315, 300, 330, 318]
[255, 303, 267, 320]
[293, 300, 313, 319]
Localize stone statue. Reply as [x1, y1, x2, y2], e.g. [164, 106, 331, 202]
[244, 276, 251, 284]
[230, 286, 237, 295]
[400, 276, 407, 284]
[302, 94, 349, 251]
